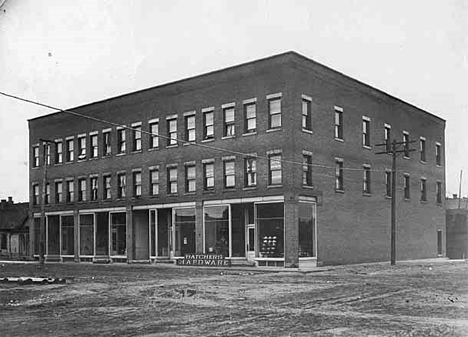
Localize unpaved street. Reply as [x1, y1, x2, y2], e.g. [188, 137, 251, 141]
[1, 260, 467, 336]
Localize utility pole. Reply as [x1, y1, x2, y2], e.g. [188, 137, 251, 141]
[376, 139, 416, 265]
[39, 138, 54, 265]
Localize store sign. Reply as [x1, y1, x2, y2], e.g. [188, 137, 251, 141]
[176, 254, 231, 267]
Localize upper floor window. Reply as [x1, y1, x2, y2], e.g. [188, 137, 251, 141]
[302, 153, 313, 187]
[45, 144, 51, 166]
[334, 107, 343, 140]
[302, 96, 312, 131]
[185, 164, 196, 193]
[90, 134, 98, 158]
[54, 141, 62, 164]
[223, 159, 235, 188]
[203, 111, 214, 140]
[103, 130, 111, 156]
[335, 159, 344, 191]
[78, 136, 86, 160]
[362, 117, 370, 147]
[203, 162, 214, 190]
[90, 177, 98, 201]
[223, 106, 235, 137]
[149, 169, 159, 196]
[268, 97, 282, 129]
[32, 145, 40, 168]
[363, 165, 371, 194]
[167, 166, 178, 194]
[268, 153, 282, 185]
[149, 120, 159, 149]
[436, 181, 442, 204]
[32, 183, 39, 205]
[66, 180, 74, 202]
[420, 178, 427, 201]
[66, 139, 74, 162]
[103, 175, 112, 200]
[78, 178, 87, 201]
[45, 183, 50, 204]
[385, 170, 392, 197]
[245, 157, 257, 187]
[117, 173, 126, 198]
[55, 181, 63, 203]
[384, 124, 391, 152]
[404, 174, 410, 199]
[420, 137, 426, 162]
[244, 102, 256, 134]
[133, 125, 142, 151]
[185, 115, 196, 142]
[133, 171, 142, 197]
[436, 143, 442, 166]
[167, 118, 178, 146]
[403, 131, 410, 158]
[117, 129, 126, 154]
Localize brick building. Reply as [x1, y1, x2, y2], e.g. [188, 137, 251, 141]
[0, 197, 30, 260]
[28, 51, 446, 267]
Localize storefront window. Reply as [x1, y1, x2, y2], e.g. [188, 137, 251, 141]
[157, 209, 170, 257]
[299, 202, 316, 257]
[204, 205, 230, 256]
[47, 215, 60, 255]
[231, 204, 248, 257]
[150, 211, 156, 257]
[96, 212, 109, 255]
[257, 203, 284, 258]
[61, 215, 74, 255]
[174, 208, 195, 257]
[111, 213, 126, 255]
[79, 214, 94, 255]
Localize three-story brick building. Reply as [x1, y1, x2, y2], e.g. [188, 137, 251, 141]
[28, 51, 446, 267]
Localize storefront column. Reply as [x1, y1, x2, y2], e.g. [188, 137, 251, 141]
[74, 209, 79, 262]
[126, 206, 134, 263]
[284, 195, 299, 268]
[195, 201, 203, 253]
[28, 211, 34, 259]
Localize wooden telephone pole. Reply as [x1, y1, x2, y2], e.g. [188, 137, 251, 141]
[376, 139, 416, 265]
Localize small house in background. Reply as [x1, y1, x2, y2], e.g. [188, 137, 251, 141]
[0, 197, 30, 260]
[446, 194, 468, 259]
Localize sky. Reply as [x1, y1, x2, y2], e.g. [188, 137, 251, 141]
[0, 0, 467, 202]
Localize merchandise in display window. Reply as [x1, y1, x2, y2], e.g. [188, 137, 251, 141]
[256, 202, 284, 258]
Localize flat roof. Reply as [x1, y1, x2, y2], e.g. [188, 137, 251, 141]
[29, 51, 445, 123]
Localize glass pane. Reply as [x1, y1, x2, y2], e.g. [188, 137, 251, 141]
[257, 203, 284, 258]
[270, 155, 281, 170]
[246, 104, 256, 118]
[204, 205, 229, 256]
[96, 212, 109, 255]
[231, 204, 245, 257]
[111, 213, 126, 255]
[247, 118, 256, 131]
[269, 99, 281, 114]
[225, 108, 235, 122]
[79, 214, 94, 255]
[270, 114, 281, 128]
[150, 211, 156, 257]
[271, 170, 282, 185]
[187, 116, 195, 129]
[61, 216, 74, 255]
[169, 120, 177, 132]
[47, 215, 60, 255]
[299, 203, 315, 257]
[174, 208, 196, 257]
[205, 112, 213, 125]
[187, 166, 196, 179]
[157, 210, 170, 256]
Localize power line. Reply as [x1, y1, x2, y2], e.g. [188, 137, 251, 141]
[1, 90, 407, 174]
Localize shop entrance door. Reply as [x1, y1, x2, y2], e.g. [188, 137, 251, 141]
[246, 224, 255, 262]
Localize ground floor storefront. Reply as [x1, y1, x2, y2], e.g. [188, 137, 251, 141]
[31, 195, 317, 267]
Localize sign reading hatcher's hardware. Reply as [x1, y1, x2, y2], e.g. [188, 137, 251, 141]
[176, 254, 231, 267]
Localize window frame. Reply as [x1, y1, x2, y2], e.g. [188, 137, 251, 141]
[334, 107, 343, 140]
[90, 176, 98, 201]
[404, 173, 410, 200]
[420, 137, 426, 162]
[103, 175, 112, 200]
[436, 181, 442, 204]
[384, 124, 391, 152]
[132, 125, 142, 152]
[244, 102, 256, 134]
[435, 143, 442, 166]
[55, 141, 63, 164]
[77, 136, 86, 160]
[32, 183, 39, 205]
[185, 115, 196, 142]
[117, 173, 126, 198]
[203, 162, 215, 191]
[133, 171, 142, 197]
[244, 157, 257, 188]
[362, 116, 371, 148]
[335, 159, 344, 191]
[117, 128, 126, 154]
[302, 153, 313, 187]
[78, 177, 87, 202]
[301, 96, 312, 131]
[149, 120, 159, 149]
[223, 159, 236, 189]
[66, 180, 74, 203]
[223, 106, 235, 137]
[103, 130, 111, 157]
[55, 181, 63, 203]
[90, 134, 98, 159]
[167, 166, 178, 194]
[66, 138, 74, 162]
[420, 178, 427, 202]
[203, 111, 214, 140]
[32, 145, 40, 168]
[185, 164, 196, 193]
[268, 152, 282, 186]
[149, 168, 159, 196]
[167, 118, 178, 147]
[363, 165, 371, 194]
[268, 97, 282, 130]
[403, 131, 410, 158]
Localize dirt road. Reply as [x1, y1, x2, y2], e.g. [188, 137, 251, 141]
[1, 260, 467, 336]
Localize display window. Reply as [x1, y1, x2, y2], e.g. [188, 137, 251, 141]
[256, 202, 284, 258]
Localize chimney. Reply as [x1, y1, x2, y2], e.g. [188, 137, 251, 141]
[8, 196, 13, 204]
[453, 194, 458, 199]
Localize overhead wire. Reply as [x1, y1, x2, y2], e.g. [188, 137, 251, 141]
[0, 90, 418, 175]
